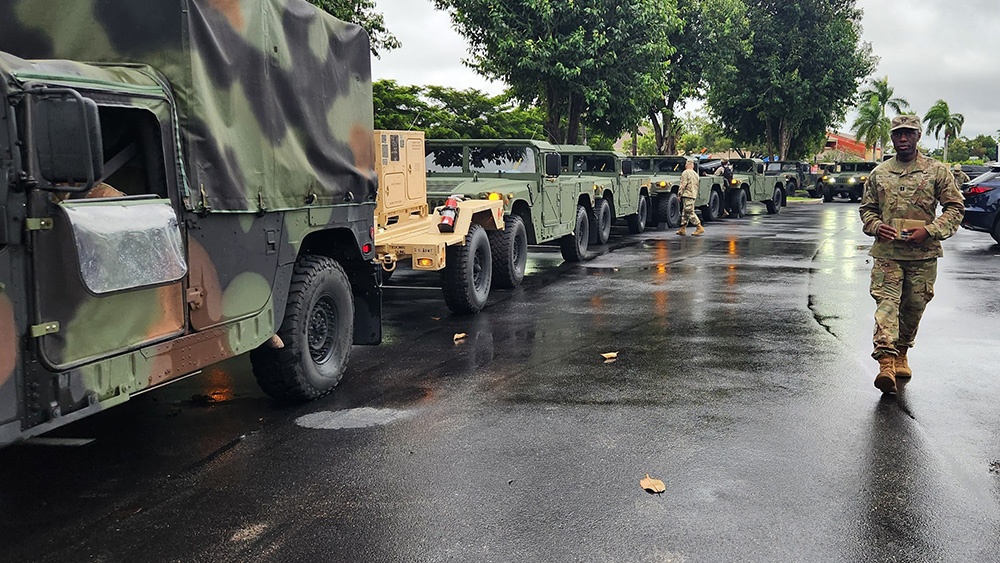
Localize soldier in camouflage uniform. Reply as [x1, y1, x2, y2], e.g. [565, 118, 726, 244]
[952, 163, 971, 187]
[676, 159, 705, 236]
[859, 115, 965, 394]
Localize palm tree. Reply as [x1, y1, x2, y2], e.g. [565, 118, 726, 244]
[853, 77, 909, 156]
[923, 100, 965, 163]
[851, 96, 888, 158]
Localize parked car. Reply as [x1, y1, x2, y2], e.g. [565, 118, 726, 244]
[960, 163, 1000, 243]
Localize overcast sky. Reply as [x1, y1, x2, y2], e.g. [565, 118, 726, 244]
[371, 0, 1000, 142]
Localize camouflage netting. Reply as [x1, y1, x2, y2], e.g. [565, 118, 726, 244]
[0, 0, 376, 212]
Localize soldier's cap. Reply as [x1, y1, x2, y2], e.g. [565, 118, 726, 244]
[890, 114, 922, 132]
[953, 163, 963, 171]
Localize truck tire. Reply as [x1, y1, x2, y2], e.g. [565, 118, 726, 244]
[657, 192, 681, 228]
[488, 215, 527, 289]
[786, 180, 796, 197]
[627, 195, 648, 234]
[729, 189, 748, 218]
[849, 191, 860, 203]
[589, 197, 612, 245]
[823, 187, 834, 202]
[765, 186, 782, 214]
[442, 223, 492, 314]
[702, 190, 721, 222]
[250, 255, 353, 401]
[560, 205, 590, 263]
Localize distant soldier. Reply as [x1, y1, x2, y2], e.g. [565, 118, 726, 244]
[952, 163, 971, 187]
[676, 159, 705, 236]
[859, 115, 965, 394]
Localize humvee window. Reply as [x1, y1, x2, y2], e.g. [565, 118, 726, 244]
[426, 147, 464, 172]
[469, 146, 536, 173]
[580, 155, 614, 172]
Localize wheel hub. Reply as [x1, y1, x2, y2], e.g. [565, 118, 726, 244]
[308, 296, 337, 364]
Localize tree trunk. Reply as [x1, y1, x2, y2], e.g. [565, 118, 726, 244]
[648, 109, 664, 155]
[544, 84, 563, 144]
[661, 97, 678, 155]
[943, 134, 949, 163]
[631, 128, 638, 156]
[567, 92, 584, 145]
[764, 120, 775, 163]
[778, 118, 792, 161]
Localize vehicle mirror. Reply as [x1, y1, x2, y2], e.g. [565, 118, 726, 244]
[544, 153, 561, 177]
[622, 159, 633, 177]
[29, 90, 103, 191]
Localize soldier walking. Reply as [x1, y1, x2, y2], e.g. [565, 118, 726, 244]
[952, 163, 971, 187]
[676, 159, 705, 236]
[859, 115, 965, 394]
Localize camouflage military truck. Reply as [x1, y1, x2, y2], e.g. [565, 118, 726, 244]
[631, 156, 726, 227]
[424, 139, 601, 274]
[820, 161, 878, 202]
[555, 146, 648, 245]
[372, 131, 505, 314]
[725, 158, 788, 217]
[0, 0, 382, 445]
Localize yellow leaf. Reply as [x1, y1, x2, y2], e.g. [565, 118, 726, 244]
[431, 317, 441, 321]
[600, 352, 618, 360]
[453, 333, 467, 342]
[640, 474, 665, 494]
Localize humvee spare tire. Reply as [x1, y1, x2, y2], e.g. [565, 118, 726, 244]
[250, 255, 353, 401]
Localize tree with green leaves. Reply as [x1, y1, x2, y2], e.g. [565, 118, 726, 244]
[707, 0, 875, 160]
[372, 80, 546, 139]
[307, 0, 400, 56]
[432, 0, 679, 144]
[923, 100, 964, 163]
[852, 76, 909, 156]
[648, 0, 749, 155]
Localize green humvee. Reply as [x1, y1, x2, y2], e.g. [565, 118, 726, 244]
[631, 156, 727, 226]
[423, 139, 606, 280]
[554, 146, 649, 245]
[724, 158, 789, 217]
[0, 0, 381, 445]
[820, 161, 878, 202]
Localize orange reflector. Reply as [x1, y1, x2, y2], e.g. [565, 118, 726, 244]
[362, 244, 372, 253]
[417, 258, 434, 267]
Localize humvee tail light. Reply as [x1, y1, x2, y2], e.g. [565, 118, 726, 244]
[488, 192, 502, 201]
[417, 258, 434, 267]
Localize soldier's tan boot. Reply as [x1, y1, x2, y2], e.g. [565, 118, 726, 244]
[895, 347, 911, 378]
[692, 225, 705, 236]
[874, 356, 897, 394]
[675, 226, 687, 236]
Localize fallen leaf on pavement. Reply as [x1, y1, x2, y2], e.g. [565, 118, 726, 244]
[600, 352, 618, 360]
[640, 474, 665, 494]
[453, 333, 467, 342]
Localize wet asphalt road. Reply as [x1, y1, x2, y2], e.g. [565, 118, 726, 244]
[1, 200, 999, 563]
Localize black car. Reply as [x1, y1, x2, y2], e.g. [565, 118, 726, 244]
[960, 163, 1000, 243]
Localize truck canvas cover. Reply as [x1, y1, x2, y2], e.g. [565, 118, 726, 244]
[0, 0, 376, 212]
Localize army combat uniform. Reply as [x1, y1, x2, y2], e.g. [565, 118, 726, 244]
[952, 168, 971, 187]
[676, 167, 703, 235]
[859, 153, 964, 366]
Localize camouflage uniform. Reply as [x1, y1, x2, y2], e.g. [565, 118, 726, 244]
[678, 168, 701, 227]
[859, 153, 964, 359]
[952, 168, 971, 187]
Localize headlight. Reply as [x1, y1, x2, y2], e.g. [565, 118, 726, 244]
[657, 181, 667, 188]
[847, 178, 856, 184]
[827, 178, 835, 184]
[730, 179, 738, 185]
[487, 192, 502, 201]
[860, 176, 868, 182]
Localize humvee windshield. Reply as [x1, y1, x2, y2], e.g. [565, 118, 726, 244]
[655, 158, 687, 173]
[469, 146, 536, 173]
[426, 147, 464, 173]
[838, 162, 877, 173]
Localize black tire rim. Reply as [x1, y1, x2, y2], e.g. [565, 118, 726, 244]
[669, 196, 680, 224]
[308, 295, 337, 365]
[637, 197, 647, 229]
[600, 202, 612, 239]
[577, 208, 588, 253]
[473, 241, 488, 292]
[710, 191, 720, 217]
[513, 226, 526, 274]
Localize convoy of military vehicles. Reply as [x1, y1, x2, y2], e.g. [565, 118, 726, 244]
[0, 0, 865, 446]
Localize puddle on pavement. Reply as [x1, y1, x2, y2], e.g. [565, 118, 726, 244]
[295, 407, 415, 430]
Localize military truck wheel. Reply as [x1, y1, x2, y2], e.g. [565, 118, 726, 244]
[489, 215, 527, 289]
[627, 196, 648, 234]
[589, 198, 612, 245]
[560, 205, 590, 263]
[657, 192, 681, 228]
[250, 255, 353, 401]
[786, 181, 796, 197]
[442, 223, 492, 314]
[849, 192, 860, 203]
[729, 189, 748, 218]
[823, 187, 834, 203]
[765, 186, 782, 214]
[703, 190, 721, 221]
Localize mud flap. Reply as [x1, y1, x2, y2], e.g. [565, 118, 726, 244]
[348, 261, 382, 345]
